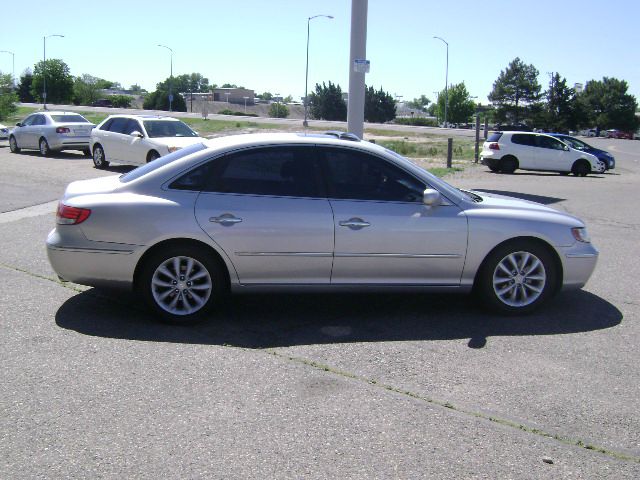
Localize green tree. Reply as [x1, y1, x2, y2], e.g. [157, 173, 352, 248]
[268, 102, 289, 118]
[0, 72, 18, 120]
[109, 95, 132, 108]
[17, 69, 34, 103]
[164, 73, 210, 93]
[309, 81, 347, 121]
[31, 59, 74, 104]
[129, 84, 146, 94]
[258, 92, 273, 101]
[488, 57, 541, 123]
[364, 85, 396, 123]
[535, 73, 576, 132]
[578, 77, 639, 131]
[436, 82, 476, 124]
[73, 74, 102, 105]
[406, 94, 430, 110]
[143, 89, 186, 112]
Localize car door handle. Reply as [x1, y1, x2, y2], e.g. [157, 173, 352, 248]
[339, 218, 371, 229]
[210, 214, 243, 225]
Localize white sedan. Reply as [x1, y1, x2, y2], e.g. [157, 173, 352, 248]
[90, 114, 205, 168]
[0, 123, 9, 141]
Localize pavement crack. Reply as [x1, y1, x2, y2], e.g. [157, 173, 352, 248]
[263, 349, 640, 465]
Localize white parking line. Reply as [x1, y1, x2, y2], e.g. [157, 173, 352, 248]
[0, 200, 58, 224]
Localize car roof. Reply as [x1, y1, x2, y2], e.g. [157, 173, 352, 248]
[105, 114, 181, 121]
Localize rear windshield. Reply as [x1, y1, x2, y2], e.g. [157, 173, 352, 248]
[51, 114, 90, 123]
[143, 120, 198, 138]
[119, 142, 207, 183]
[487, 132, 503, 142]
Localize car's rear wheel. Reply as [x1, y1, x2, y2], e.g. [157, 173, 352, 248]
[476, 240, 557, 315]
[500, 155, 518, 174]
[571, 159, 591, 177]
[9, 135, 20, 153]
[39, 138, 50, 156]
[92, 145, 109, 169]
[140, 245, 226, 324]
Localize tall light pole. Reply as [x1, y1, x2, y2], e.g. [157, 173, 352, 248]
[433, 36, 448, 127]
[304, 14, 333, 127]
[157, 44, 173, 112]
[0, 50, 15, 88]
[43, 34, 64, 110]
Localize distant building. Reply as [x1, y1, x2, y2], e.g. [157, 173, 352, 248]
[212, 87, 255, 105]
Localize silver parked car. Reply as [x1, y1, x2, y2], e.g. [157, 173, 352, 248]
[47, 133, 598, 323]
[9, 111, 95, 156]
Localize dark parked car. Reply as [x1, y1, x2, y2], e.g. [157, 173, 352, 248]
[92, 99, 113, 107]
[549, 133, 615, 170]
[605, 129, 633, 139]
[492, 123, 532, 132]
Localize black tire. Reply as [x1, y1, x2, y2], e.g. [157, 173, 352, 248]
[39, 138, 50, 157]
[147, 150, 160, 163]
[139, 245, 227, 324]
[9, 135, 20, 153]
[92, 145, 110, 169]
[500, 155, 518, 174]
[571, 160, 590, 177]
[475, 239, 558, 315]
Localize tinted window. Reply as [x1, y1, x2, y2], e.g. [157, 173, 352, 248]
[511, 134, 536, 146]
[487, 132, 503, 142]
[99, 119, 113, 131]
[205, 147, 321, 197]
[537, 136, 566, 150]
[123, 119, 143, 135]
[143, 120, 198, 138]
[32, 115, 47, 126]
[21, 115, 36, 126]
[322, 148, 425, 202]
[50, 114, 89, 123]
[107, 117, 130, 133]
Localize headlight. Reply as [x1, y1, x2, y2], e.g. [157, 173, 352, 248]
[571, 227, 591, 243]
[168, 146, 182, 153]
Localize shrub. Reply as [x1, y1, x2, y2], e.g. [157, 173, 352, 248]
[394, 117, 438, 127]
[269, 103, 289, 118]
[109, 95, 132, 108]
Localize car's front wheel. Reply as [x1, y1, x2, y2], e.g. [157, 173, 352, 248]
[140, 245, 226, 324]
[9, 135, 20, 153]
[476, 240, 557, 315]
[571, 159, 591, 177]
[92, 145, 110, 169]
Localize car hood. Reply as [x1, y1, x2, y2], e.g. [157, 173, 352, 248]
[62, 175, 122, 201]
[467, 190, 583, 225]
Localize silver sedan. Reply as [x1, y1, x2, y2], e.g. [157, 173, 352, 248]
[46, 133, 598, 323]
[9, 111, 95, 156]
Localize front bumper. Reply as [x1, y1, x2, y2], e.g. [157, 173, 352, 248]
[559, 242, 599, 290]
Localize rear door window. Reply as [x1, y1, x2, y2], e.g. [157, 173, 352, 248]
[511, 134, 536, 146]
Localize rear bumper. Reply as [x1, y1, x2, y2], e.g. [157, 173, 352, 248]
[48, 136, 91, 150]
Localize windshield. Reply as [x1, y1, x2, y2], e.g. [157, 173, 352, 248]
[119, 143, 207, 183]
[51, 114, 90, 123]
[143, 120, 198, 138]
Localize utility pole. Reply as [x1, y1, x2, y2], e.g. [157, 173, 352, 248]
[347, 0, 368, 139]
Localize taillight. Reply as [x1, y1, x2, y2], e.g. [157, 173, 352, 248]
[56, 203, 91, 225]
[489, 142, 500, 150]
[56, 127, 71, 134]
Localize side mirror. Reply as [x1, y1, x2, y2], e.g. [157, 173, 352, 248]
[130, 131, 144, 138]
[16, 122, 22, 127]
[423, 188, 441, 206]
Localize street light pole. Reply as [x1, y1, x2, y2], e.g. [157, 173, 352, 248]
[158, 44, 173, 112]
[43, 34, 64, 110]
[433, 36, 448, 127]
[304, 14, 333, 127]
[0, 50, 15, 88]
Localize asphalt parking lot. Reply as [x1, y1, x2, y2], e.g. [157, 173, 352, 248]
[1, 134, 639, 478]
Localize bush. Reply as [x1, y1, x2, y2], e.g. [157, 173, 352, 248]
[109, 95, 132, 108]
[143, 90, 187, 112]
[268, 103, 289, 118]
[218, 108, 258, 117]
[394, 117, 438, 127]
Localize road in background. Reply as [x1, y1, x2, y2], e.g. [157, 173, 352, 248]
[1, 137, 639, 478]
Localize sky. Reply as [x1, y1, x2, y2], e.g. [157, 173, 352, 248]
[1, 0, 639, 105]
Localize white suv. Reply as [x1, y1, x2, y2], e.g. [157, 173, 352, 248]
[481, 131, 604, 176]
[90, 114, 205, 168]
